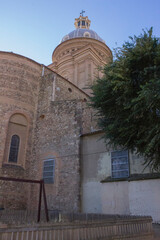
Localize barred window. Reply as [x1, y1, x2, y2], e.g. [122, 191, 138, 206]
[43, 159, 55, 184]
[111, 150, 129, 179]
[8, 135, 20, 163]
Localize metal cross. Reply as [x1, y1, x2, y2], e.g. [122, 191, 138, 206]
[80, 10, 85, 16]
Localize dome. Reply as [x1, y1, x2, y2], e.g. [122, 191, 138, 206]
[61, 14, 105, 44]
[61, 28, 105, 43]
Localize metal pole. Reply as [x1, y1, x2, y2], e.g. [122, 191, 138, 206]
[37, 180, 43, 222]
[0, 176, 41, 184]
[42, 180, 49, 222]
[0, 176, 43, 223]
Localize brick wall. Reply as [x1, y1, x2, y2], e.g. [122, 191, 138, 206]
[0, 52, 97, 211]
[30, 70, 97, 211]
[0, 52, 41, 209]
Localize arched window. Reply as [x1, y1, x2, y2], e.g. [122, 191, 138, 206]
[8, 135, 20, 163]
[83, 31, 90, 38]
[3, 113, 28, 167]
[63, 35, 69, 41]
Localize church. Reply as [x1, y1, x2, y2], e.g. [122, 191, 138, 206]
[0, 14, 160, 223]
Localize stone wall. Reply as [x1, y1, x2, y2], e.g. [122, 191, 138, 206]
[0, 52, 42, 209]
[0, 51, 97, 212]
[31, 69, 97, 211]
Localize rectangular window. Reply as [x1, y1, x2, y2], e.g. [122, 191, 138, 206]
[111, 150, 129, 179]
[43, 159, 55, 184]
[82, 20, 85, 26]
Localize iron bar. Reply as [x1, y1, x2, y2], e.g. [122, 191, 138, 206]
[42, 180, 49, 222]
[0, 176, 49, 223]
[37, 180, 43, 222]
[0, 176, 41, 184]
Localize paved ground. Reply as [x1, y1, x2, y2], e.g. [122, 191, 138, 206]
[153, 224, 160, 239]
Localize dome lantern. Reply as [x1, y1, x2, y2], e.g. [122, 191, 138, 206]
[74, 13, 91, 29]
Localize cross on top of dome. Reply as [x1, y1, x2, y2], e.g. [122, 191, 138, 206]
[80, 10, 85, 16]
[74, 13, 91, 29]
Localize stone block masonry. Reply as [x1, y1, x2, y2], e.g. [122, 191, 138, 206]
[0, 51, 98, 212]
[32, 70, 96, 211]
[0, 52, 42, 209]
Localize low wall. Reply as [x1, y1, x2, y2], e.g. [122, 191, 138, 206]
[101, 179, 160, 223]
[0, 216, 153, 240]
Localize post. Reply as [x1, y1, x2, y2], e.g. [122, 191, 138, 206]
[42, 180, 49, 222]
[37, 180, 43, 222]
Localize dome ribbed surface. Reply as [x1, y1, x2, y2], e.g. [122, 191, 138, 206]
[61, 29, 105, 43]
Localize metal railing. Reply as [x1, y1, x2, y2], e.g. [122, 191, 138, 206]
[0, 209, 153, 225]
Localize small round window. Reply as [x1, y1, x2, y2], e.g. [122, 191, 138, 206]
[84, 32, 90, 38]
[63, 35, 69, 41]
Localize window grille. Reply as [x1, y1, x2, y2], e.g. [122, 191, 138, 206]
[43, 159, 55, 184]
[8, 135, 20, 163]
[111, 150, 129, 178]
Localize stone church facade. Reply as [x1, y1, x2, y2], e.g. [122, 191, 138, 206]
[0, 15, 160, 222]
[0, 15, 110, 211]
[0, 51, 93, 211]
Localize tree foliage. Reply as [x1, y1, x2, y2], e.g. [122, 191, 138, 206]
[90, 28, 160, 170]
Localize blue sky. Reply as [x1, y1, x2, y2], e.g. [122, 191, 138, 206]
[0, 0, 160, 65]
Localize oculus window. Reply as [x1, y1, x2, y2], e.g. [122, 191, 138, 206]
[84, 32, 90, 38]
[111, 150, 129, 179]
[43, 159, 55, 184]
[64, 35, 69, 41]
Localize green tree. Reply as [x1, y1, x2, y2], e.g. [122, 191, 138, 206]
[90, 28, 160, 170]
